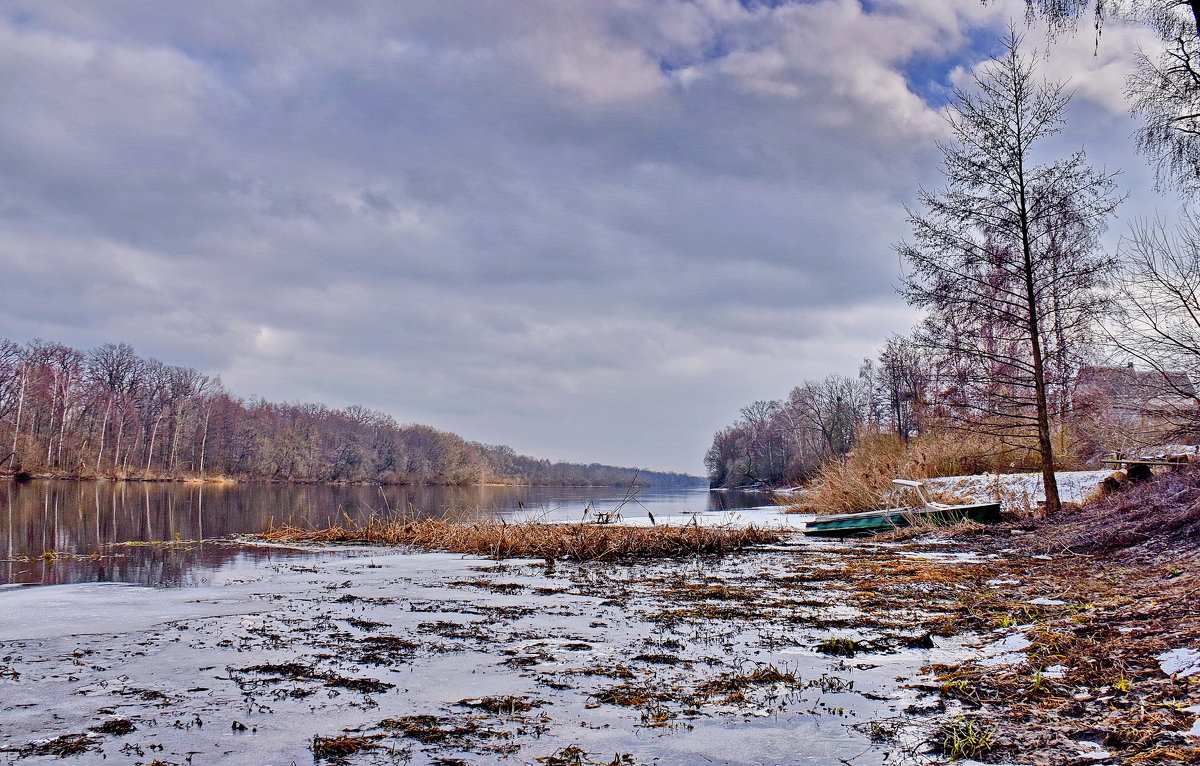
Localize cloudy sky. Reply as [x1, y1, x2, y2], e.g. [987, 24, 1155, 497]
[0, 1, 1178, 473]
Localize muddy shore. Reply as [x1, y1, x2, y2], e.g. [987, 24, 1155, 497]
[1, 495, 1198, 764]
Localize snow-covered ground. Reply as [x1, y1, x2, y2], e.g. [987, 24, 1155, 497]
[773, 470, 1114, 515]
[925, 470, 1112, 511]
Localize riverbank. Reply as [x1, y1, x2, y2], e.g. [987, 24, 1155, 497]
[904, 468, 1200, 763]
[0, 534, 981, 765]
[1, 471, 1197, 763]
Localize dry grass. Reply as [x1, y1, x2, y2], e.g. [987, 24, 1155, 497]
[792, 429, 1079, 516]
[310, 733, 383, 761]
[257, 517, 786, 561]
[1030, 464, 1200, 558]
[873, 518, 989, 542]
[884, 469, 1200, 764]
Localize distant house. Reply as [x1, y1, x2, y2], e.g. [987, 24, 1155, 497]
[1075, 364, 1199, 437]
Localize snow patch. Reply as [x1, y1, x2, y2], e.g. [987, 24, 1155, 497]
[1159, 648, 1200, 677]
[925, 470, 1110, 511]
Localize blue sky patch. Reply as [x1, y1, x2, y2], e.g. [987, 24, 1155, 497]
[900, 25, 1002, 107]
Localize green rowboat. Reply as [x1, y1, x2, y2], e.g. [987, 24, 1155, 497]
[802, 479, 1002, 538]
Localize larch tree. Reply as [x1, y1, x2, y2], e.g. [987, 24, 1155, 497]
[897, 32, 1123, 514]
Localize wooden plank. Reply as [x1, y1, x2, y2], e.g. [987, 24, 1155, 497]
[1100, 459, 1187, 467]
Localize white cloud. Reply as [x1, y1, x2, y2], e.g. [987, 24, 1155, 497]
[0, 0, 1165, 471]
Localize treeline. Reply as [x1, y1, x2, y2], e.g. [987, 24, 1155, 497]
[709, 35, 1200, 496]
[704, 328, 1180, 490]
[706, 347, 937, 488]
[0, 338, 702, 487]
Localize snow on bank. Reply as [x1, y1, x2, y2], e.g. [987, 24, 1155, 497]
[1159, 647, 1200, 678]
[770, 469, 1114, 514]
[1124, 444, 1200, 460]
[925, 470, 1112, 512]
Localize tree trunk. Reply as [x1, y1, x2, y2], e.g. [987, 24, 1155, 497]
[146, 414, 162, 473]
[95, 395, 112, 477]
[199, 406, 211, 476]
[1017, 155, 1062, 515]
[11, 363, 24, 460]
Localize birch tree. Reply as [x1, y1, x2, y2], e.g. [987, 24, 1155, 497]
[897, 32, 1122, 514]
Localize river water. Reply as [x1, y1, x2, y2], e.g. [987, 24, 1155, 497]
[0, 481, 772, 587]
[0, 484, 974, 765]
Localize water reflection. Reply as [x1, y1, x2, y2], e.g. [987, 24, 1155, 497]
[1, 481, 767, 587]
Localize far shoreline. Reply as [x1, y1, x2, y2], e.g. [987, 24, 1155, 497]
[1, 471, 710, 490]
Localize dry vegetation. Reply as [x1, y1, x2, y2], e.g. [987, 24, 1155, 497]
[1032, 465, 1200, 556]
[258, 517, 786, 561]
[790, 430, 1086, 515]
[910, 466, 1200, 763]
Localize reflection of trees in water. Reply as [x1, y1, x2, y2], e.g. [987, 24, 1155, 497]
[0, 482, 765, 585]
[1, 543, 305, 588]
[1, 482, 459, 554]
[0, 481, 423, 586]
[705, 491, 766, 513]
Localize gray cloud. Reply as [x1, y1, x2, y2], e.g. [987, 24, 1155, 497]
[0, 0, 1165, 471]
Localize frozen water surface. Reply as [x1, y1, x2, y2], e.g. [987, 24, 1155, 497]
[0, 539, 971, 765]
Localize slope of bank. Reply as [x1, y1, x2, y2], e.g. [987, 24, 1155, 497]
[896, 466, 1200, 763]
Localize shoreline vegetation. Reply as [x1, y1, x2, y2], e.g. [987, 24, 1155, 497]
[0, 470, 705, 489]
[257, 518, 786, 560]
[0, 337, 704, 489]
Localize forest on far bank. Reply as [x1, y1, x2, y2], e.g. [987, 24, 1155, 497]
[707, 32, 1200, 511]
[0, 338, 702, 488]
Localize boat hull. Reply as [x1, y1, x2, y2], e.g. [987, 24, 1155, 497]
[802, 502, 1001, 537]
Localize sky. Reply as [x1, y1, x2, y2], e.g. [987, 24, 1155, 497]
[0, 0, 1181, 474]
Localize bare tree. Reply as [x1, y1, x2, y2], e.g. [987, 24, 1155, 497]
[876, 334, 928, 442]
[1, 335, 671, 487]
[897, 32, 1123, 514]
[1115, 214, 1200, 436]
[1126, 0, 1200, 192]
[786, 375, 873, 462]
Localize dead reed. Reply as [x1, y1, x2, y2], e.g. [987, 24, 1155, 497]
[257, 517, 786, 561]
[872, 518, 988, 542]
[1031, 464, 1200, 557]
[791, 430, 1064, 516]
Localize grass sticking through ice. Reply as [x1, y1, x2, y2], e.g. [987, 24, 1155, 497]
[258, 517, 787, 561]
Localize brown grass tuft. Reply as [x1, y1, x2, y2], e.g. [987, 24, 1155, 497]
[310, 733, 382, 760]
[792, 430, 1077, 516]
[1035, 465, 1200, 557]
[257, 517, 786, 561]
[873, 518, 988, 542]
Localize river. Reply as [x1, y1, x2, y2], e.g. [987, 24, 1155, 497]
[0, 481, 772, 587]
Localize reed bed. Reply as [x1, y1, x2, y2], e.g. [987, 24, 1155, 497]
[791, 430, 1066, 516]
[257, 517, 787, 561]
